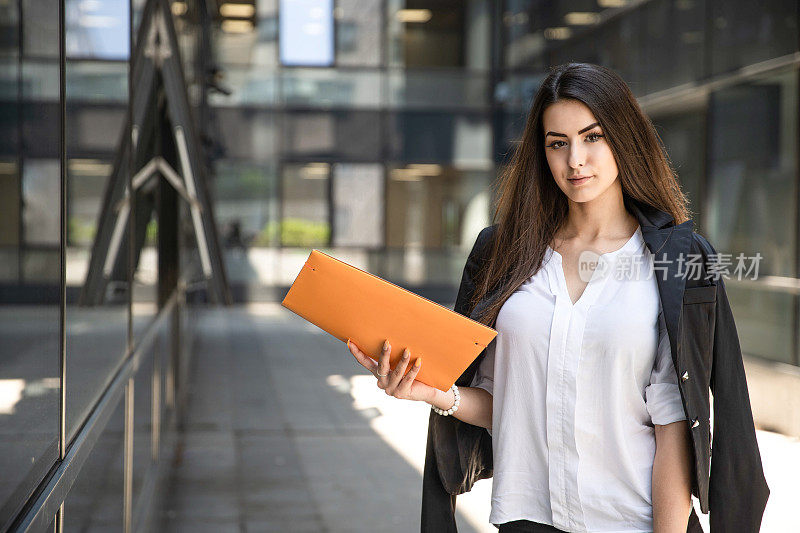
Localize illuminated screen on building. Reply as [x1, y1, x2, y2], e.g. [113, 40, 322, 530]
[279, 0, 334, 66]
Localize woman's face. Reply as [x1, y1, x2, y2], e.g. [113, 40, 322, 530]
[542, 99, 620, 204]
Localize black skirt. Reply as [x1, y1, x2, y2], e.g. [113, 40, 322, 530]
[497, 519, 566, 532]
[496, 505, 705, 532]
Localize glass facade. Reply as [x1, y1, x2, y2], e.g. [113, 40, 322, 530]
[1, 0, 61, 527]
[2, 0, 202, 529]
[1, 0, 799, 530]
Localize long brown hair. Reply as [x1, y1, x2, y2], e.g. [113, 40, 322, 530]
[469, 62, 691, 327]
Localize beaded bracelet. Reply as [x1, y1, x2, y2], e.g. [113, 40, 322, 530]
[432, 384, 460, 416]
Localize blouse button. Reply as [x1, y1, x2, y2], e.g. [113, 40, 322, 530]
[681, 370, 689, 382]
[691, 417, 700, 428]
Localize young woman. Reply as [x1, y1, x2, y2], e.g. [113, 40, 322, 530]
[347, 63, 769, 533]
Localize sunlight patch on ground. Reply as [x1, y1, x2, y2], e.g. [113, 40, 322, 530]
[327, 373, 496, 532]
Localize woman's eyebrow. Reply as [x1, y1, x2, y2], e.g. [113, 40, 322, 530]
[545, 122, 600, 138]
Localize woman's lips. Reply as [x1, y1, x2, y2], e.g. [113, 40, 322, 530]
[568, 175, 593, 185]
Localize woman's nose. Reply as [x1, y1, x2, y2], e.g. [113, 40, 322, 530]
[568, 145, 586, 168]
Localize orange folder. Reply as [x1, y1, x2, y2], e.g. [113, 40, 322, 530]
[281, 249, 498, 392]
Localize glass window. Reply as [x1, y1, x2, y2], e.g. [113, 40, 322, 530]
[385, 164, 491, 249]
[279, 0, 334, 66]
[280, 163, 330, 247]
[389, 112, 490, 163]
[212, 160, 280, 282]
[214, 160, 279, 239]
[65, 57, 129, 443]
[208, 67, 280, 107]
[256, 0, 280, 67]
[0, 10, 61, 524]
[281, 68, 382, 108]
[283, 113, 336, 156]
[282, 111, 381, 160]
[0, 163, 20, 249]
[336, 0, 382, 67]
[63, 398, 125, 531]
[502, 0, 558, 70]
[388, 69, 489, 110]
[22, 160, 60, 246]
[65, 0, 130, 60]
[636, 0, 705, 95]
[332, 163, 384, 247]
[709, 0, 798, 77]
[22, 0, 58, 58]
[215, 110, 278, 161]
[652, 108, 707, 222]
[22, 93, 60, 160]
[386, 0, 465, 68]
[0, 59, 20, 156]
[385, 164, 493, 285]
[0, 162, 60, 529]
[66, 61, 128, 104]
[706, 69, 798, 364]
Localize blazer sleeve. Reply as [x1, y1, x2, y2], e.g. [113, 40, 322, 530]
[700, 237, 770, 532]
[421, 225, 496, 533]
[452, 226, 495, 316]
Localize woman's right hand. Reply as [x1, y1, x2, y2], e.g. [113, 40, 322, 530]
[347, 338, 438, 404]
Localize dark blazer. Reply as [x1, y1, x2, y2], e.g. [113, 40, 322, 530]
[421, 196, 770, 532]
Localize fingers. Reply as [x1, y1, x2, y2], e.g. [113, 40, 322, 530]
[346, 339, 378, 375]
[386, 347, 411, 392]
[375, 339, 391, 386]
[395, 355, 422, 398]
[347, 339, 420, 399]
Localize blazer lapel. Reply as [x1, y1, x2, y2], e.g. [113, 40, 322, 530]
[628, 198, 693, 372]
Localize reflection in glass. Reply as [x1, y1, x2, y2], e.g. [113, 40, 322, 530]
[385, 165, 491, 284]
[709, 0, 798, 76]
[332, 163, 384, 247]
[63, 398, 125, 531]
[336, 0, 381, 67]
[0, 24, 60, 522]
[652, 109, 706, 221]
[213, 160, 279, 283]
[22, 0, 59, 58]
[388, 70, 489, 110]
[391, 111, 486, 162]
[707, 70, 798, 363]
[23, 160, 60, 245]
[283, 111, 381, 160]
[281, 163, 330, 247]
[282, 69, 382, 108]
[65, 0, 130, 60]
[132, 335, 155, 508]
[279, 0, 334, 66]
[66, 61, 128, 104]
[386, 0, 465, 68]
[65, 59, 129, 444]
[132, 203, 158, 339]
[707, 71, 796, 276]
[635, 0, 705, 95]
[214, 110, 278, 161]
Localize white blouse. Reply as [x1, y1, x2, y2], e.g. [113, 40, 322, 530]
[470, 225, 687, 532]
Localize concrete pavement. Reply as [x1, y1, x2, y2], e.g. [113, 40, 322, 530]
[157, 304, 799, 532]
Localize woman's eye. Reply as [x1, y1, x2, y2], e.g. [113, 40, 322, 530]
[547, 133, 603, 149]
